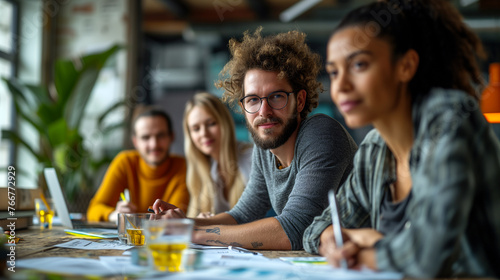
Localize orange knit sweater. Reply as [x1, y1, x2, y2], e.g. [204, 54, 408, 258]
[87, 150, 190, 222]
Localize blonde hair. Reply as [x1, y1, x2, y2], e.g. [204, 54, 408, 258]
[183, 92, 248, 217]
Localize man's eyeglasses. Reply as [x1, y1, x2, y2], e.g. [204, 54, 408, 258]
[239, 91, 294, 114]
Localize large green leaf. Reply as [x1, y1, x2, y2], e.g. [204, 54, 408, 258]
[47, 119, 70, 147]
[3, 78, 47, 132]
[99, 122, 127, 135]
[2, 44, 123, 203]
[56, 45, 122, 130]
[11, 99, 45, 133]
[64, 66, 100, 129]
[97, 101, 127, 129]
[25, 84, 52, 107]
[80, 45, 121, 70]
[53, 142, 86, 173]
[3, 78, 36, 113]
[53, 59, 78, 108]
[1, 129, 44, 162]
[37, 102, 60, 126]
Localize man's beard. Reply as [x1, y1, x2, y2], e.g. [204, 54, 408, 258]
[247, 110, 299, 150]
[144, 149, 169, 166]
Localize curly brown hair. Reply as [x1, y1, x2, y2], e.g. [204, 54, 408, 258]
[216, 27, 323, 119]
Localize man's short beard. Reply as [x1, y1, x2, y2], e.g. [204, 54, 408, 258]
[144, 149, 169, 166]
[247, 110, 299, 150]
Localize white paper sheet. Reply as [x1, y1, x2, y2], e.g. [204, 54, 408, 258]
[139, 266, 403, 280]
[138, 253, 403, 280]
[17, 241, 403, 279]
[53, 239, 133, 250]
[16, 257, 122, 276]
[99, 256, 150, 275]
[201, 252, 291, 270]
[16, 256, 151, 276]
[279, 256, 328, 265]
[190, 244, 227, 250]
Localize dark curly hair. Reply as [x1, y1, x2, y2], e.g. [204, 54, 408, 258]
[334, 0, 485, 100]
[216, 27, 323, 119]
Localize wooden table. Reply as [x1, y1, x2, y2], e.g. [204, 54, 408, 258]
[7, 227, 493, 280]
[16, 226, 314, 260]
[17, 227, 125, 260]
[6, 226, 315, 279]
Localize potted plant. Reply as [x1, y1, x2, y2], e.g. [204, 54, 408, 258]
[1, 44, 127, 205]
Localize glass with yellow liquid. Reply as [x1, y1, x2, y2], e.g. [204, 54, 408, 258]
[144, 219, 194, 272]
[127, 228, 145, 246]
[124, 213, 154, 246]
[35, 198, 55, 230]
[149, 241, 189, 272]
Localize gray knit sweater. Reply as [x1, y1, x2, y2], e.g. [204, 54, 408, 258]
[228, 114, 357, 249]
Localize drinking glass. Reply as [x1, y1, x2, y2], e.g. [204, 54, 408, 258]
[123, 213, 153, 246]
[117, 213, 128, 244]
[34, 198, 55, 230]
[144, 219, 194, 272]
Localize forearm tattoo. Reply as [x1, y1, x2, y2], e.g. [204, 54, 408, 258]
[251, 242, 263, 249]
[206, 240, 244, 247]
[194, 227, 221, 235]
[197, 227, 264, 248]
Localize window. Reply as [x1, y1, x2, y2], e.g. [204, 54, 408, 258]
[0, 0, 18, 186]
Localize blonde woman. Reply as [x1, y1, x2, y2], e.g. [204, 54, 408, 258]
[183, 92, 252, 218]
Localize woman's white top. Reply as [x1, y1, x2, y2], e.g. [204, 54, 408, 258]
[210, 142, 253, 214]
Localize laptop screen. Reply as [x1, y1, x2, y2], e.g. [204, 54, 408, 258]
[44, 168, 74, 229]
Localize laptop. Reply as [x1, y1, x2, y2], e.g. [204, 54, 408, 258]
[44, 168, 118, 238]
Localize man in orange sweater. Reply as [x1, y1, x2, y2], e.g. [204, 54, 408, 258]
[87, 108, 189, 222]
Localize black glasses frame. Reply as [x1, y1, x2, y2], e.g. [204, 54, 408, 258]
[239, 91, 294, 114]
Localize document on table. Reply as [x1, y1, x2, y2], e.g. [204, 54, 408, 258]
[140, 265, 403, 280]
[16, 257, 151, 277]
[99, 256, 151, 275]
[190, 243, 227, 250]
[54, 239, 133, 250]
[16, 257, 144, 276]
[189, 243, 263, 256]
[280, 256, 329, 265]
[194, 247, 290, 270]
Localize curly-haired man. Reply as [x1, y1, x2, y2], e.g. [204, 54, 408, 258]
[153, 28, 357, 250]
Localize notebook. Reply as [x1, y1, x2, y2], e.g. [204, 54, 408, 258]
[44, 168, 118, 238]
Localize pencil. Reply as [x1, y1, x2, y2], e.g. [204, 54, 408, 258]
[39, 192, 52, 212]
[120, 192, 127, 202]
[119, 191, 137, 229]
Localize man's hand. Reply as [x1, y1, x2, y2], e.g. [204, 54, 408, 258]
[197, 212, 215, 219]
[108, 200, 137, 222]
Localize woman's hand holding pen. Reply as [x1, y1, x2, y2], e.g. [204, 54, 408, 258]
[343, 228, 384, 248]
[319, 226, 382, 269]
[319, 225, 355, 268]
